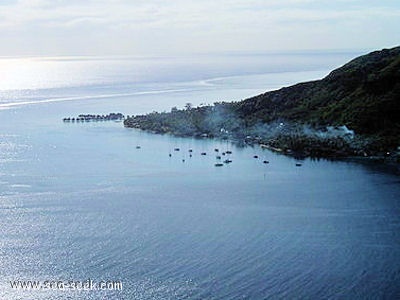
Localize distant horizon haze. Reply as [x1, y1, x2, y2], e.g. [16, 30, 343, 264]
[0, 0, 398, 56]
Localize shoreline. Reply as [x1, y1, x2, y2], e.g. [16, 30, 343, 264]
[124, 120, 400, 170]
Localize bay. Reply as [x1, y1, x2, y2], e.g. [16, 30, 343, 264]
[1, 52, 399, 299]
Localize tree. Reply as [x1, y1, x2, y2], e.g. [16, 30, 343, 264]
[185, 102, 193, 110]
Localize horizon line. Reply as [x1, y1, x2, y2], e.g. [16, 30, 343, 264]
[0, 47, 377, 61]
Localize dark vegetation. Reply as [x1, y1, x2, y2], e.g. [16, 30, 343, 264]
[124, 46, 400, 160]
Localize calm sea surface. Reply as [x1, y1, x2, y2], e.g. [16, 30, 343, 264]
[1, 52, 400, 299]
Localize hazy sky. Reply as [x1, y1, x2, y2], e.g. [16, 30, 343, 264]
[0, 0, 399, 56]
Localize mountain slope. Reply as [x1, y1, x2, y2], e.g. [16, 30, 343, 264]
[237, 46, 400, 137]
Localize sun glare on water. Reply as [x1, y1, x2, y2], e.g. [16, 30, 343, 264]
[0, 57, 104, 91]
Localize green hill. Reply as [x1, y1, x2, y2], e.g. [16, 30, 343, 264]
[125, 46, 400, 158]
[238, 46, 400, 137]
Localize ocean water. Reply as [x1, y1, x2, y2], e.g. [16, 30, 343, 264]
[1, 52, 400, 299]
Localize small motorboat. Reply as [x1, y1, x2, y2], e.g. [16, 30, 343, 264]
[216, 156, 222, 160]
[136, 146, 141, 149]
[223, 159, 232, 164]
[174, 148, 180, 151]
[263, 160, 269, 164]
[296, 162, 302, 167]
[214, 163, 224, 167]
[226, 151, 232, 154]
[253, 155, 258, 159]
[201, 152, 207, 156]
